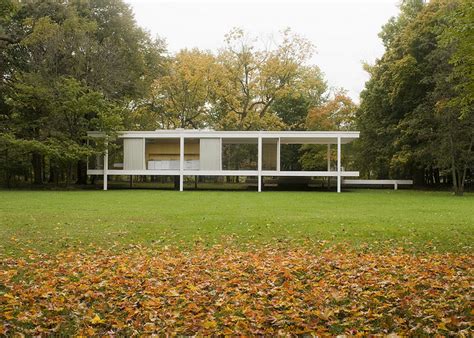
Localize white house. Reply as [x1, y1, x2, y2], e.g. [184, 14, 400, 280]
[87, 129, 360, 192]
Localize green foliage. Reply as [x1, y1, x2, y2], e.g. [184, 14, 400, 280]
[0, 0, 164, 186]
[271, 94, 311, 130]
[357, 0, 473, 194]
[438, 0, 474, 119]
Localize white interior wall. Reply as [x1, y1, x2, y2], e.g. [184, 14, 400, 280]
[124, 138, 145, 170]
[199, 138, 221, 170]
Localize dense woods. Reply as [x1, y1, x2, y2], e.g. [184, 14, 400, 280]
[0, 0, 472, 194]
[357, 0, 473, 194]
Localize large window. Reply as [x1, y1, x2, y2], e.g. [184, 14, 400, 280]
[222, 140, 257, 170]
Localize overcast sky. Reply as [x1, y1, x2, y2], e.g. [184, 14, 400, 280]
[126, 0, 400, 102]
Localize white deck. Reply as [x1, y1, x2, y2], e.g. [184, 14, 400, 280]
[343, 179, 413, 190]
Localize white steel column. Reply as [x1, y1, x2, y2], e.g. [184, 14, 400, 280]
[276, 137, 281, 172]
[142, 137, 146, 169]
[179, 136, 184, 191]
[258, 136, 262, 192]
[103, 141, 108, 191]
[337, 136, 341, 193]
[219, 138, 223, 170]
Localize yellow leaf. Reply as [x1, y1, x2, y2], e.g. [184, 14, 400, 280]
[3, 311, 14, 320]
[143, 323, 156, 332]
[90, 314, 105, 325]
[437, 322, 447, 331]
[202, 320, 217, 330]
[86, 327, 96, 335]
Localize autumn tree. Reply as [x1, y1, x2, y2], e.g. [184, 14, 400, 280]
[306, 89, 356, 131]
[214, 28, 319, 130]
[134, 49, 217, 130]
[299, 90, 357, 171]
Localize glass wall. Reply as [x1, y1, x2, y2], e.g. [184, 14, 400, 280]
[222, 140, 257, 170]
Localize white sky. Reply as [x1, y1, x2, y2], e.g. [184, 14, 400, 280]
[126, 0, 400, 102]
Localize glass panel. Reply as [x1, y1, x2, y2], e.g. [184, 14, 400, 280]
[222, 143, 257, 170]
[145, 138, 180, 170]
[87, 138, 104, 170]
[108, 138, 124, 169]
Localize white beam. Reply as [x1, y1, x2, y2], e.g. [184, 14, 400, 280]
[261, 170, 359, 177]
[343, 179, 412, 185]
[337, 136, 341, 193]
[258, 136, 262, 192]
[179, 136, 184, 192]
[90, 169, 360, 177]
[89, 130, 361, 143]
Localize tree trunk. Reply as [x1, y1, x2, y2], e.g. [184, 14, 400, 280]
[42, 155, 47, 183]
[4, 149, 11, 188]
[413, 168, 425, 187]
[48, 159, 58, 185]
[457, 167, 468, 196]
[66, 163, 72, 188]
[31, 152, 43, 185]
[434, 168, 440, 185]
[76, 160, 88, 185]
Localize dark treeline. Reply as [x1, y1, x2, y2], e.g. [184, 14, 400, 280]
[0, 0, 472, 194]
[0, 0, 165, 187]
[356, 0, 473, 195]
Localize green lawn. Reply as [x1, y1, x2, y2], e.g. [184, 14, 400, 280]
[0, 189, 473, 256]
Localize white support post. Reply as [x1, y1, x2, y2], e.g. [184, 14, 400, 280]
[142, 137, 146, 169]
[394, 182, 398, 190]
[219, 138, 223, 170]
[103, 141, 108, 191]
[276, 137, 281, 172]
[179, 136, 184, 192]
[337, 137, 341, 193]
[258, 136, 262, 192]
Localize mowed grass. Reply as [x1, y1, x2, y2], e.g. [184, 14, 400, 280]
[0, 189, 473, 256]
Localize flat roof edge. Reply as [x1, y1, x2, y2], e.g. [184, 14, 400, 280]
[87, 130, 360, 137]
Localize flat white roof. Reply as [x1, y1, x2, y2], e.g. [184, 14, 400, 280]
[88, 130, 360, 144]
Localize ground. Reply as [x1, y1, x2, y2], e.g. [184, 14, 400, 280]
[0, 190, 473, 334]
[1, 189, 473, 254]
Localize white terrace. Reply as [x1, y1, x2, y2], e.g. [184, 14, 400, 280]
[87, 129, 360, 192]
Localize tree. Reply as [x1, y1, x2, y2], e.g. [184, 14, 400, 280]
[0, 0, 164, 186]
[2, 74, 121, 185]
[138, 49, 217, 129]
[300, 90, 357, 171]
[213, 28, 317, 130]
[356, 0, 473, 194]
[306, 89, 356, 131]
[435, 0, 474, 194]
